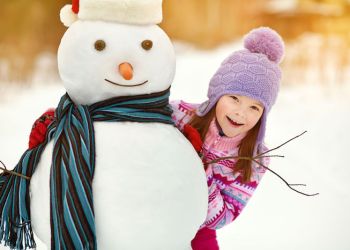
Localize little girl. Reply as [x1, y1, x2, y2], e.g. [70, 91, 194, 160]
[170, 27, 285, 249]
[28, 27, 285, 249]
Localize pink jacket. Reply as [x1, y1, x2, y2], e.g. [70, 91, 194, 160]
[171, 100, 269, 230]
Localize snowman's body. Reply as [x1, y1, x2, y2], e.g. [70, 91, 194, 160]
[29, 17, 208, 249]
[30, 122, 208, 249]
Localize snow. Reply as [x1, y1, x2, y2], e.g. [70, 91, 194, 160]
[1, 41, 350, 249]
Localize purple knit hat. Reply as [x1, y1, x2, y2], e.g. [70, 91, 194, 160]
[197, 27, 285, 147]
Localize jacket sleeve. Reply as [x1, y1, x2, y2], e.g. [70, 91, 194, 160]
[28, 108, 55, 149]
[201, 155, 268, 230]
[170, 100, 197, 131]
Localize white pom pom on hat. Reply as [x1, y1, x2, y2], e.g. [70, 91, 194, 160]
[60, 4, 79, 27]
[60, 0, 163, 27]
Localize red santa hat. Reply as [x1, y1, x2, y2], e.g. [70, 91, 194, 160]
[60, 0, 163, 27]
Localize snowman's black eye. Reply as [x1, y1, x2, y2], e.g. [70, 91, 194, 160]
[141, 40, 153, 51]
[94, 40, 106, 51]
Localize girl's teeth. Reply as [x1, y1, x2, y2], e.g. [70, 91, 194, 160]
[227, 116, 243, 126]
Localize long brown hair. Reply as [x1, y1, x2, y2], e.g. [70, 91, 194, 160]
[189, 105, 262, 183]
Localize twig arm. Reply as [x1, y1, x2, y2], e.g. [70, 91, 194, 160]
[0, 160, 30, 180]
[256, 131, 307, 158]
[251, 158, 319, 197]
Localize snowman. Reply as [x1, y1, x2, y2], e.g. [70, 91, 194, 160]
[0, 0, 208, 249]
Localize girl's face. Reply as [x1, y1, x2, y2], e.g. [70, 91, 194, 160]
[215, 94, 264, 138]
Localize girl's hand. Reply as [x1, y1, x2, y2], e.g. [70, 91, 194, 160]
[183, 124, 203, 153]
[28, 109, 55, 149]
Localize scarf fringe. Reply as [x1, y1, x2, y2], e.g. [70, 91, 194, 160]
[0, 218, 36, 250]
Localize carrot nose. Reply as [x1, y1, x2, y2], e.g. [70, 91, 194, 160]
[118, 62, 133, 80]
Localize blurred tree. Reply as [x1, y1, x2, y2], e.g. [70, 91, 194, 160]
[161, 0, 266, 48]
[0, 0, 349, 82]
[0, 0, 68, 81]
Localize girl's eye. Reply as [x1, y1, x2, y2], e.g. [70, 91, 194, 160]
[141, 40, 153, 50]
[94, 40, 106, 51]
[251, 106, 260, 112]
[231, 96, 239, 102]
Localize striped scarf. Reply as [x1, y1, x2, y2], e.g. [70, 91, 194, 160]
[0, 88, 174, 250]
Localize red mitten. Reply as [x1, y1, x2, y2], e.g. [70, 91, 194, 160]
[28, 109, 55, 149]
[183, 124, 203, 153]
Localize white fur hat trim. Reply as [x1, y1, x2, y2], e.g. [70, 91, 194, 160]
[60, 0, 163, 26]
[79, 0, 162, 25]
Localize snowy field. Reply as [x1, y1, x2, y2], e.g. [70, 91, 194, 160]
[1, 42, 350, 250]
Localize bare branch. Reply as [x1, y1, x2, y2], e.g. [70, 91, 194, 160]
[256, 131, 308, 158]
[254, 155, 285, 159]
[0, 160, 31, 180]
[251, 158, 319, 197]
[202, 131, 319, 197]
[204, 156, 251, 165]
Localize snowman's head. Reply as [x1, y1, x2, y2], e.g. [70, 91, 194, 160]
[58, 20, 175, 105]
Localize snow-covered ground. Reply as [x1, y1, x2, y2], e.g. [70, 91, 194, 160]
[1, 42, 350, 250]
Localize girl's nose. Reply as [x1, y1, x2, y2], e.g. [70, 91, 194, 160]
[118, 62, 133, 80]
[235, 109, 245, 118]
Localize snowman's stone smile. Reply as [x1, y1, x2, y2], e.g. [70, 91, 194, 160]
[105, 79, 148, 87]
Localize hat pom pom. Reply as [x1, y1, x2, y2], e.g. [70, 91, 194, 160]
[60, 5, 78, 27]
[244, 27, 285, 63]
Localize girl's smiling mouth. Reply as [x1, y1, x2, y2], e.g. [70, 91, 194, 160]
[226, 116, 244, 127]
[105, 79, 148, 87]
